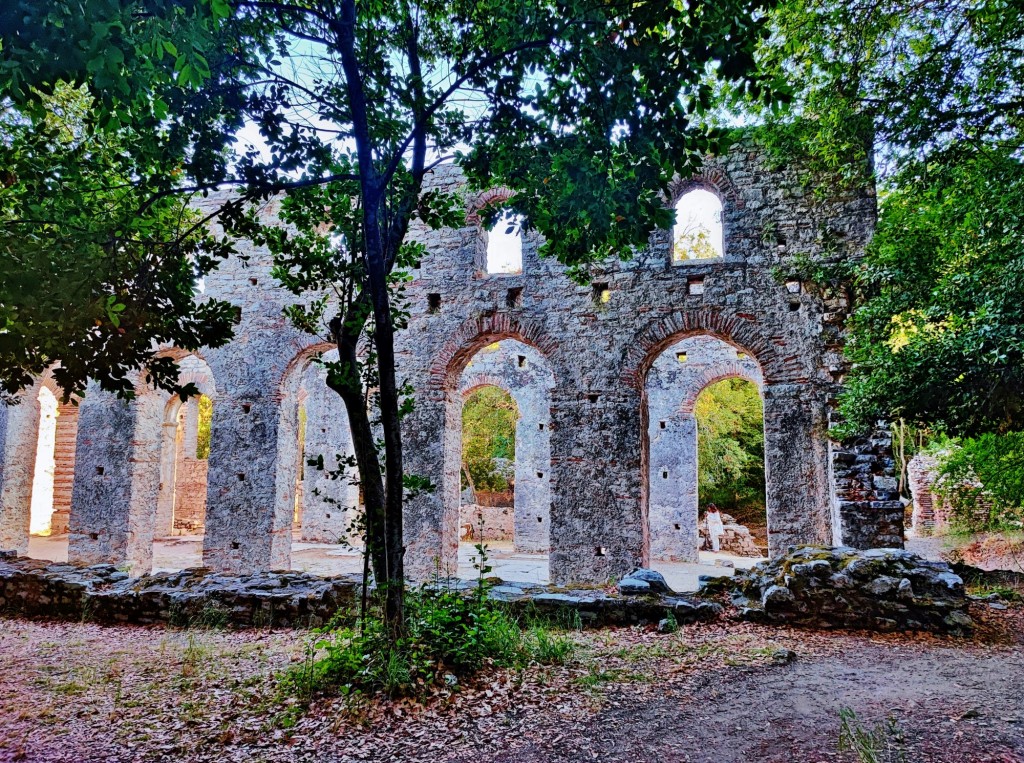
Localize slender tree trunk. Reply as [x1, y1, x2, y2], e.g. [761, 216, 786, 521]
[364, 203, 406, 633]
[327, 315, 387, 587]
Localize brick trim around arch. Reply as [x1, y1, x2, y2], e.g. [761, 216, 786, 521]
[429, 314, 559, 392]
[667, 166, 744, 209]
[677, 361, 764, 413]
[622, 309, 806, 388]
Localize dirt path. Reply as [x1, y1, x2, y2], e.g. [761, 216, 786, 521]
[1, 609, 1022, 763]
[459, 644, 1024, 763]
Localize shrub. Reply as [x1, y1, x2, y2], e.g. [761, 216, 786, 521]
[291, 584, 533, 699]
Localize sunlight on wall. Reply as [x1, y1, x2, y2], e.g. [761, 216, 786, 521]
[29, 387, 58, 535]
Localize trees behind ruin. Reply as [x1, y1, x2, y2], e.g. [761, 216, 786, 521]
[1, 0, 779, 629]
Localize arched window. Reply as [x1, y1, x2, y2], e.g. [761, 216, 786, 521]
[673, 189, 723, 261]
[485, 209, 523, 274]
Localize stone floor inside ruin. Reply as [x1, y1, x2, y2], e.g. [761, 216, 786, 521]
[24, 533, 762, 591]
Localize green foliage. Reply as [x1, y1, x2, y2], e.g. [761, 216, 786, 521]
[837, 707, 907, 763]
[195, 394, 213, 460]
[695, 378, 766, 524]
[933, 432, 1024, 533]
[290, 585, 561, 699]
[0, 83, 237, 401]
[734, 0, 1024, 438]
[839, 149, 1024, 436]
[462, 385, 517, 493]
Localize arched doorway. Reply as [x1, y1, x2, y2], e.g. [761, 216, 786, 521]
[645, 334, 766, 588]
[450, 339, 553, 583]
[0, 371, 80, 560]
[151, 354, 217, 571]
[276, 348, 362, 575]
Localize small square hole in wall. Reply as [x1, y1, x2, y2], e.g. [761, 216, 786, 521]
[676, 352, 688, 363]
[506, 287, 523, 309]
[237, 473, 245, 481]
[89, 532, 99, 541]
[536, 471, 544, 479]
[538, 423, 545, 431]
[674, 523, 681, 531]
[662, 470, 669, 479]
[593, 282, 610, 304]
[587, 393, 600, 403]
[232, 306, 243, 323]
[325, 513, 331, 519]
[231, 542, 240, 550]
[537, 516, 543, 523]
[249, 277, 258, 286]
[595, 547, 606, 557]
[428, 293, 442, 313]
[517, 354, 527, 368]
[96, 466, 105, 476]
[688, 278, 705, 296]
[659, 420, 667, 429]
[242, 403, 252, 414]
[789, 299, 801, 312]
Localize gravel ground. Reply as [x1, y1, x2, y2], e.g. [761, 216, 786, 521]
[1, 604, 1022, 763]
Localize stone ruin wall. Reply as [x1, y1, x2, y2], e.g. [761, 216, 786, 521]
[0, 134, 904, 583]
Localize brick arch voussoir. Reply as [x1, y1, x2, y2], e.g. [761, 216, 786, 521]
[623, 309, 801, 389]
[466, 186, 517, 225]
[667, 166, 744, 209]
[429, 315, 559, 393]
[678, 361, 764, 414]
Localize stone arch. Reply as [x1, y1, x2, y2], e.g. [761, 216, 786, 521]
[465, 187, 517, 225]
[667, 166, 743, 210]
[677, 361, 765, 414]
[428, 314, 560, 395]
[443, 336, 555, 565]
[274, 343, 358, 548]
[153, 356, 218, 541]
[622, 308, 805, 389]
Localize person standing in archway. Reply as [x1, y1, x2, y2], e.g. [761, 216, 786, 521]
[705, 504, 725, 552]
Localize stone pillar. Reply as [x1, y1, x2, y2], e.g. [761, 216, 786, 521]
[203, 393, 292, 573]
[68, 387, 162, 574]
[830, 424, 905, 548]
[0, 390, 39, 554]
[762, 383, 833, 555]
[403, 390, 454, 579]
[648, 411, 699, 562]
[548, 389, 645, 585]
[300, 373, 358, 543]
[512, 393, 551, 553]
[154, 404, 181, 538]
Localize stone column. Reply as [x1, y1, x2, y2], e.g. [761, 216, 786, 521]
[402, 390, 454, 579]
[68, 387, 162, 574]
[512, 391, 551, 553]
[548, 388, 645, 585]
[762, 383, 833, 555]
[648, 411, 699, 562]
[0, 390, 39, 554]
[203, 393, 292, 573]
[300, 374, 358, 543]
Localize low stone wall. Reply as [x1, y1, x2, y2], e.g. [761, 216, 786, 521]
[729, 545, 974, 633]
[0, 553, 360, 629]
[0, 552, 720, 629]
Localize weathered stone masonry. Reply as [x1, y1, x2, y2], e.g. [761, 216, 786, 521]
[0, 136, 903, 584]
